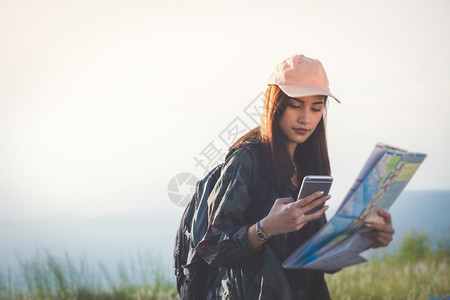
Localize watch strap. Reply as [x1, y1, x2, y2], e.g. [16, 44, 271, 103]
[256, 221, 268, 241]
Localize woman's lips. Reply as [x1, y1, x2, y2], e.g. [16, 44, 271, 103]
[293, 128, 309, 135]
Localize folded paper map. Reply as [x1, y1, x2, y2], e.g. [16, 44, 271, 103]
[282, 143, 427, 271]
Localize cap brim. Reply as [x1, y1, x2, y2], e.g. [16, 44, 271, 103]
[277, 85, 341, 103]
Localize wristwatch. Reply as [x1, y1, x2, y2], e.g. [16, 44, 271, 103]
[256, 221, 269, 241]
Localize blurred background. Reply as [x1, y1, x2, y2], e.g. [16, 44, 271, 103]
[1, 0, 449, 295]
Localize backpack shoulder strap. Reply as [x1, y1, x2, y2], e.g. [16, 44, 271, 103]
[239, 142, 262, 195]
[191, 163, 223, 246]
[240, 142, 273, 222]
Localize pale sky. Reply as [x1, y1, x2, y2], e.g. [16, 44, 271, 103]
[1, 0, 449, 221]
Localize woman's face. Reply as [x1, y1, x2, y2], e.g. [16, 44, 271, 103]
[278, 95, 325, 148]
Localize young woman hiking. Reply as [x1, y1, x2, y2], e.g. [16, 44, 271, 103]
[196, 54, 395, 299]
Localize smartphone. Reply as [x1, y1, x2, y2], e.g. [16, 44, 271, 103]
[296, 175, 333, 215]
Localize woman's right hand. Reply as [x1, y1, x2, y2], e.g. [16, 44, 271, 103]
[259, 191, 331, 237]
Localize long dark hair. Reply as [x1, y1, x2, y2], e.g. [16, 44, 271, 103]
[230, 85, 331, 191]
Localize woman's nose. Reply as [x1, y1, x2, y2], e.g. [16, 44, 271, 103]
[297, 110, 311, 124]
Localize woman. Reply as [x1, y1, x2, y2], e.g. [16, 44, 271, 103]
[197, 54, 394, 299]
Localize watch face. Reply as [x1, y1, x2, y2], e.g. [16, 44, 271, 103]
[257, 231, 266, 240]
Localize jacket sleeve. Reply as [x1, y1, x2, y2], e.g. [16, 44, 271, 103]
[196, 147, 263, 267]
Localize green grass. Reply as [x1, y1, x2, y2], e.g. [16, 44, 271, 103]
[0, 250, 178, 300]
[326, 229, 450, 300]
[0, 230, 448, 299]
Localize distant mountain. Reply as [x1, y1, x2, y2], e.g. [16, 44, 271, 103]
[385, 190, 450, 247]
[0, 207, 185, 281]
[0, 190, 448, 281]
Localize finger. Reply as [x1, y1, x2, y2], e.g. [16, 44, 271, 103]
[297, 191, 325, 207]
[365, 222, 395, 235]
[293, 205, 328, 230]
[378, 232, 393, 243]
[276, 197, 294, 205]
[300, 195, 331, 213]
[363, 231, 393, 244]
[369, 241, 383, 249]
[303, 204, 329, 222]
[377, 209, 393, 226]
[374, 235, 392, 247]
[363, 231, 378, 240]
[366, 231, 393, 242]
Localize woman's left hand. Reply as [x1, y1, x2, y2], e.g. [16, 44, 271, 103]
[363, 208, 395, 249]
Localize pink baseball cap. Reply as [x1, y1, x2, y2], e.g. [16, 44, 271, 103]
[267, 54, 341, 103]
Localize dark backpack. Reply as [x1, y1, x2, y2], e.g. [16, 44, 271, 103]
[174, 143, 262, 300]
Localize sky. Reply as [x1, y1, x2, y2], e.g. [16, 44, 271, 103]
[1, 0, 449, 222]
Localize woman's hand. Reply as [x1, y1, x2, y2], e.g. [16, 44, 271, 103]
[363, 208, 395, 249]
[260, 191, 331, 237]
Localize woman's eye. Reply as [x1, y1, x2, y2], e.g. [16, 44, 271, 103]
[288, 104, 301, 108]
[312, 108, 322, 112]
